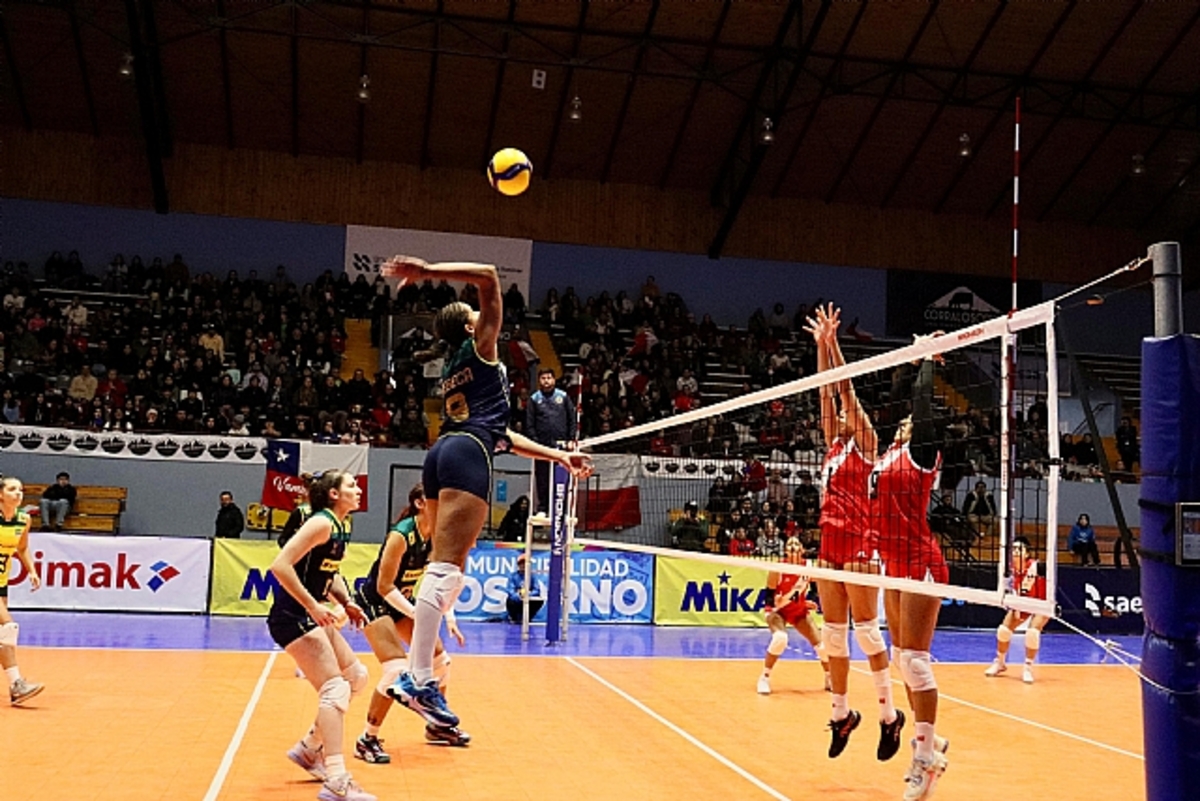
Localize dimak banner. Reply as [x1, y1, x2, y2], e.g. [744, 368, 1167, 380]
[654, 555, 775, 627]
[5, 532, 211, 613]
[0, 425, 267, 463]
[210, 539, 379, 616]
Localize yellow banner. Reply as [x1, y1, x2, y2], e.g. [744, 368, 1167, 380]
[653, 556, 774, 627]
[210, 539, 379, 616]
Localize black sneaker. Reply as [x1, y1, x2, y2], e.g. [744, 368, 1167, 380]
[354, 734, 391, 764]
[827, 709, 862, 758]
[425, 723, 471, 747]
[877, 709, 905, 761]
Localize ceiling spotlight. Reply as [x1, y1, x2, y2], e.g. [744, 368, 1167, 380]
[118, 53, 134, 79]
[567, 95, 582, 122]
[759, 117, 775, 146]
[958, 133, 972, 159]
[356, 74, 371, 104]
[1131, 153, 1146, 177]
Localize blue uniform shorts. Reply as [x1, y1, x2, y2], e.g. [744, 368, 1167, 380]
[423, 432, 493, 502]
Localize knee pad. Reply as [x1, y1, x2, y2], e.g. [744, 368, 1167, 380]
[767, 630, 788, 657]
[822, 622, 849, 659]
[419, 565, 465, 614]
[897, 648, 912, 681]
[343, 660, 369, 696]
[1024, 627, 1041, 652]
[901, 649, 937, 693]
[433, 651, 452, 689]
[375, 658, 407, 696]
[996, 624, 1013, 644]
[318, 676, 352, 714]
[854, 621, 887, 657]
[0, 621, 18, 647]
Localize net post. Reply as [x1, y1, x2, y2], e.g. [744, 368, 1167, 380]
[1043, 312, 1060, 606]
[998, 327, 1014, 591]
[544, 462, 571, 644]
[521, 460, 535, 642]
[1151, 242, 1183, 338]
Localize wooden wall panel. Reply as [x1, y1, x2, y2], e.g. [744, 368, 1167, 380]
[1, 127, 1146, 284]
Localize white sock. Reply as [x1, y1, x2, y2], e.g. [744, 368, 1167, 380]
[761, 666, 773, 678]
[995, 653, 1007, 664]
[364, 722, 381, 738]
[831, 693, 849, 721]
[302, 726, 322, 750]
[411, 562, 454, 685]
[871, 668, 896, 723]
[5, 666, 21, 684]
[914, 722, 936, 761]
[324, 754, 346, 780]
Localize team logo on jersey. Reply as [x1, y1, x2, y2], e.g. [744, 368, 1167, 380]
[18, 431, 44, 450]
[127, 438, 154, 456]
[154, 439, 180, 457]
[46, 433, 72, 452]
[73, 434, 99, 452]
[207, 441, 232, 460]
[102, 437, 128, 455]
[182, 440, 207, 458]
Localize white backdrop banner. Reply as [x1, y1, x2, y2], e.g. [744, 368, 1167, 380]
[5, 533, 212, 612]
[344, 225, 532, 304]
[0, 426, 267, 463]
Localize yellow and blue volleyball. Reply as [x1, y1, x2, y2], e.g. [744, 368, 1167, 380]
[487, 148, 532, 196]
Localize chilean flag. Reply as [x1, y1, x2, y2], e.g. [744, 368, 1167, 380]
[577, 454, 642, 531]
[261, 441, 371, 511]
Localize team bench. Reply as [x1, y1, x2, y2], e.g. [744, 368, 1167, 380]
[22, 484, 127, 534]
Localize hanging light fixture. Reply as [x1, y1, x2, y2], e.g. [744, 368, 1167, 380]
[1131, 153, 1146, 177]
[958, 133, 972, 159]
[759, 117, 775, 145]
[118, 53, 134, 79]
[356, 75, 371, 104]
[567, 95, 582, 122]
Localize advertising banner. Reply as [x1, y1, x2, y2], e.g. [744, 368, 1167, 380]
[344, 225, 531, 303]
[653, 555, 774, 627]
[6, 533, 211, 612]
[457, 544, 654, 624]
[210, 539, 378, 616]
[885, 270, 1042, 337]
[0, 425, 266, 463]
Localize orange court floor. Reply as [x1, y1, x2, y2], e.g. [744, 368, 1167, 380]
[7, 647, 1143, 801]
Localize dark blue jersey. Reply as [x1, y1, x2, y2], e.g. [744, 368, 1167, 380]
[363, 515, 431, 603]
[440, 337, 511, 453]
[270, 508, 351, 618]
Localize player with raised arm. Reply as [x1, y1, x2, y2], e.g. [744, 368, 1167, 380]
[354, 482, 470, 763]
[268, 471, 374, 801]
[0, 476, 44, 706]
[379, 257, 592, 733]
[804, 305, 905, 762]
[984, 536, 1050, 684]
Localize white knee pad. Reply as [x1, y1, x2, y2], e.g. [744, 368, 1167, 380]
[318, 676, 352, 714]
[343, 660, 369, 696]
[1024, 627, 1041, 652]
[767, 630, 788, 657]
[822, 622, 849, 659]
[854, 621, 887, 657]
[433, 651, 452, 689]
[0, 621, 18, 647]
[375, 658, 407, 696]
[901, 649, 937, 692]
[419, 566, 465, 614]
[996, 624, 1013, 644]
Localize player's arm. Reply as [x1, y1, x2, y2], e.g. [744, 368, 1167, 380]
[375, 530, 417, 618]
[825, 309, 878, 458]
[381, 258, 503, 360]
[909, 358, 939, 471]
[507, 429, 594, 478]
[806, 308, 840, 450]
[16, 517, 40, 591]
[269, 515, 337, 626]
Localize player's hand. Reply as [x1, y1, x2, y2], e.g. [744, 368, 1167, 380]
[912, 331, 946, 364]
[561, 451, 593, 479]
[28, 570, 41, 591]
[344, 601, 368, 630]
[447, 620, 466, 647]
[308, 603, 339, 628]
[380, 256, 428, 285]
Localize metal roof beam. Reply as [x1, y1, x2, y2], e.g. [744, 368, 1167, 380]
[124, 0, 169, 213]
[419, 0, 443, 170]
[542, 0, 589, 179]
[216, 0, 235, 148]
[291, 2, 300, 157]
[481, 0, 518, 168]
[67, 1, 99, 137]
[600, 0, 659, 184]
[355, 0, 369, 164]
[141, 0, 172, 157]
[0, 8, 32, 129]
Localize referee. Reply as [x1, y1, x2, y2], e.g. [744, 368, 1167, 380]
[526, 368, 575, 517]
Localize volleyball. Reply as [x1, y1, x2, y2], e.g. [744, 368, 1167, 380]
[487, 148, 532, 196]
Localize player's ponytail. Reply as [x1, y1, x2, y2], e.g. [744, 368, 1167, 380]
[398, 483, 425, 521]
[308, 470, 350, 512]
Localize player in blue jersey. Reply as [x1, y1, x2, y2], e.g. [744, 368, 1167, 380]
[268, 471, 374, 801]
[379, 256, 592, 732]
[353, 482, 469, 762]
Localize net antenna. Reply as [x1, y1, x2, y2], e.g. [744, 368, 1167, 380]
[578, 303, 1062, 617]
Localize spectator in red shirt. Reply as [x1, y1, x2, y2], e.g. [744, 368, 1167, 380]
[743, 454, 767, 497]
[728, 527, 756, 557]
[96, 368, 127, 408]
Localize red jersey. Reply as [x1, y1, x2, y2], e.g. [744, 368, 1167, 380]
[819, 437, 872, 534]
[870, 442, 948, 582]
[772, 573, 812, 625]
[1014, 557, 1046, 600]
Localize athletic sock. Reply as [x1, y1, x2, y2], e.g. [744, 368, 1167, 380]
[302, 726, 322, 750]
[5, 666, 21, 684]
[364, 723, 381, 738]
[914, 722, 936, 761]
[412, 563, 455, 685]
[872, 668, 896, 723]
[761, 666, 773, 679]
[324, 754, 346, 780]
[832, 693, 849, 721]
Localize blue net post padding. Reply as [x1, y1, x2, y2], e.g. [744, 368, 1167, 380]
[1140, 335, 1200, 801]
[544, 463, 570, 644]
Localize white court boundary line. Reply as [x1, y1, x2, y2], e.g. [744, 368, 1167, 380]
[566, 657, 791, 801]
[850, 665, 1144, 761]
[203, 651, 279, 801]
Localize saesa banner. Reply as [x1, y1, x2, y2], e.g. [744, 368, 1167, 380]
[654, 555, 774, 627]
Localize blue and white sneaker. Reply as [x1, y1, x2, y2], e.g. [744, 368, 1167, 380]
[387, 671, 460, 728]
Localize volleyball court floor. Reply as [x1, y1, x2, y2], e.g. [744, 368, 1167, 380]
[10, 612, 1143, 801]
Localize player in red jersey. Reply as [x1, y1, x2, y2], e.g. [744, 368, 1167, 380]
[756, 549, 831, 695]
[984, 536, 1050, 684]
[804, 304, 905, 762]
[872, 336, 950, 801]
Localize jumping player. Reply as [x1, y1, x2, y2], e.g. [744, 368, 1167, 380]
[984, 536, 1050, 684]
[804, 304, 905, 761]
[0, 476, 44, 706]
[353, 482, 469, 763]
[268, 471, 374, 801]
[757, 561, 831, 695]
[380, 257, 592, 732]
[872, 339, 951, 801]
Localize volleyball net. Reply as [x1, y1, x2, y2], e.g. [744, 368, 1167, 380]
[571, 302, 1061, 617]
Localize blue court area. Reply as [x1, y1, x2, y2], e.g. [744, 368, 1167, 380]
[21, 610, 1140, 665]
